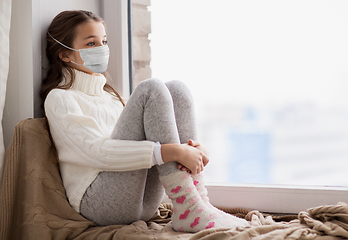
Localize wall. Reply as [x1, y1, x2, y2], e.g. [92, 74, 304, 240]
[131, 0, 151, 88]
[3, 0, 131, 148]
[2, 0, 102, 148]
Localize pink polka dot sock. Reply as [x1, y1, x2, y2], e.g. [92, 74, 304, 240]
[160, 171, 250, 233]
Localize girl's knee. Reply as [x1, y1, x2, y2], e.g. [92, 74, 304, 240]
[135, 78, 193, 104]
[137, 79, 189, 94]
[165, 80, 193, 103]
[135, 78, 172, 100]
[138, 78, 166, 91]
[165, 80, 188, 91]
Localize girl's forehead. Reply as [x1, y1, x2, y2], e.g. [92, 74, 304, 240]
[75, 21, 106, 39]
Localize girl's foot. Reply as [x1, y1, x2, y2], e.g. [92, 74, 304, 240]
[160, 171, 250, 233]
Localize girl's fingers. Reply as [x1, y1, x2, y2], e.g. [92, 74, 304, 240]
[177, 163, 185, 170]
[188, 139, 199, 147]
[202, 153, 209, 166]
[177, 163, 192, 173]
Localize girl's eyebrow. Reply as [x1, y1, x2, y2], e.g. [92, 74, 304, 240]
[83, 35, 107, 40]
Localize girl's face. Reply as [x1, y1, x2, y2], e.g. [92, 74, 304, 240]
[62, 20, 107, 75]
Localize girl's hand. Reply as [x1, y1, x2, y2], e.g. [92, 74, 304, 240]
[179, 144, 205, 175]
[187, 140, 209, 166]
[161, 143, 205, 175]
[177, 140, 210, 173]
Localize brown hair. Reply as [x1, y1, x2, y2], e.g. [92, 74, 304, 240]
[40, 10, 125, 111]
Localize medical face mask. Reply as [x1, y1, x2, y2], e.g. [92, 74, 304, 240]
[48, 32, 109, 73]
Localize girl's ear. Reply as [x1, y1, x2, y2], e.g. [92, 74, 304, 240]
[59, 50, 71, 63]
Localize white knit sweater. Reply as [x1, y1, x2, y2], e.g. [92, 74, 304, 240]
[45, 70, 155, 212]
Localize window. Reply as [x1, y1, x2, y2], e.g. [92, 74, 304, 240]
[131, 0, 348, 213]
[148, 0, 348, 185]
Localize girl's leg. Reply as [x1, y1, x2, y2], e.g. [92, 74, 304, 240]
[158, 80, 250, 232]
[80, 169, 150, 225]
[80, 78, 180, 225]
[165, 81, 212, 206]
[140, 80, 198, 221]
[164, 80, 197, 144]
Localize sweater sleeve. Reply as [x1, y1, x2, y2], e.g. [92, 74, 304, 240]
[44, 89, 155, 171]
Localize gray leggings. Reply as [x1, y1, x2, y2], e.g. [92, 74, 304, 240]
[80, 79, 197, 226]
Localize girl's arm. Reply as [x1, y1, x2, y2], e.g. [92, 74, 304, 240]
[45, 89, 208, 174]
[45, 89, 155, 171]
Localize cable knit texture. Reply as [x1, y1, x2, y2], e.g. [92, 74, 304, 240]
[44, 70, 155, 212]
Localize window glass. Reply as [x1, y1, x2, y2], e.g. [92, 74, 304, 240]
[134, 0, 348, 186]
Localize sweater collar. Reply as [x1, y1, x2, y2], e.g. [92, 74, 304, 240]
[69, 69, 107, 96]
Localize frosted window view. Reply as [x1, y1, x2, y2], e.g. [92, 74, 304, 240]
[148, 0, 348, 186]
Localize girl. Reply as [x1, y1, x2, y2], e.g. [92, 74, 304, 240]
[41, 10, 249, 233]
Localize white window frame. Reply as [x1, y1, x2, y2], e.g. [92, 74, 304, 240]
[124, 1, 348, 214]
[103, 0, 131, 99]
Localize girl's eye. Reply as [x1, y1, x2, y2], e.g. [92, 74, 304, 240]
[87, 42, 95, 46]
[103, 40, 108, 45]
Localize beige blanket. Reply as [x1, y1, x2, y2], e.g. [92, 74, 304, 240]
[0, 118, 347, 240]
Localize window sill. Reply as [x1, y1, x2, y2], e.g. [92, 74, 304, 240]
[205, 183, 348, 214]
[162, 183, 348, 214]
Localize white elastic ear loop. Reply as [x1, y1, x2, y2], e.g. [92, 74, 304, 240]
[48, 32, 82, 66]
[47, 32, 79, 52]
